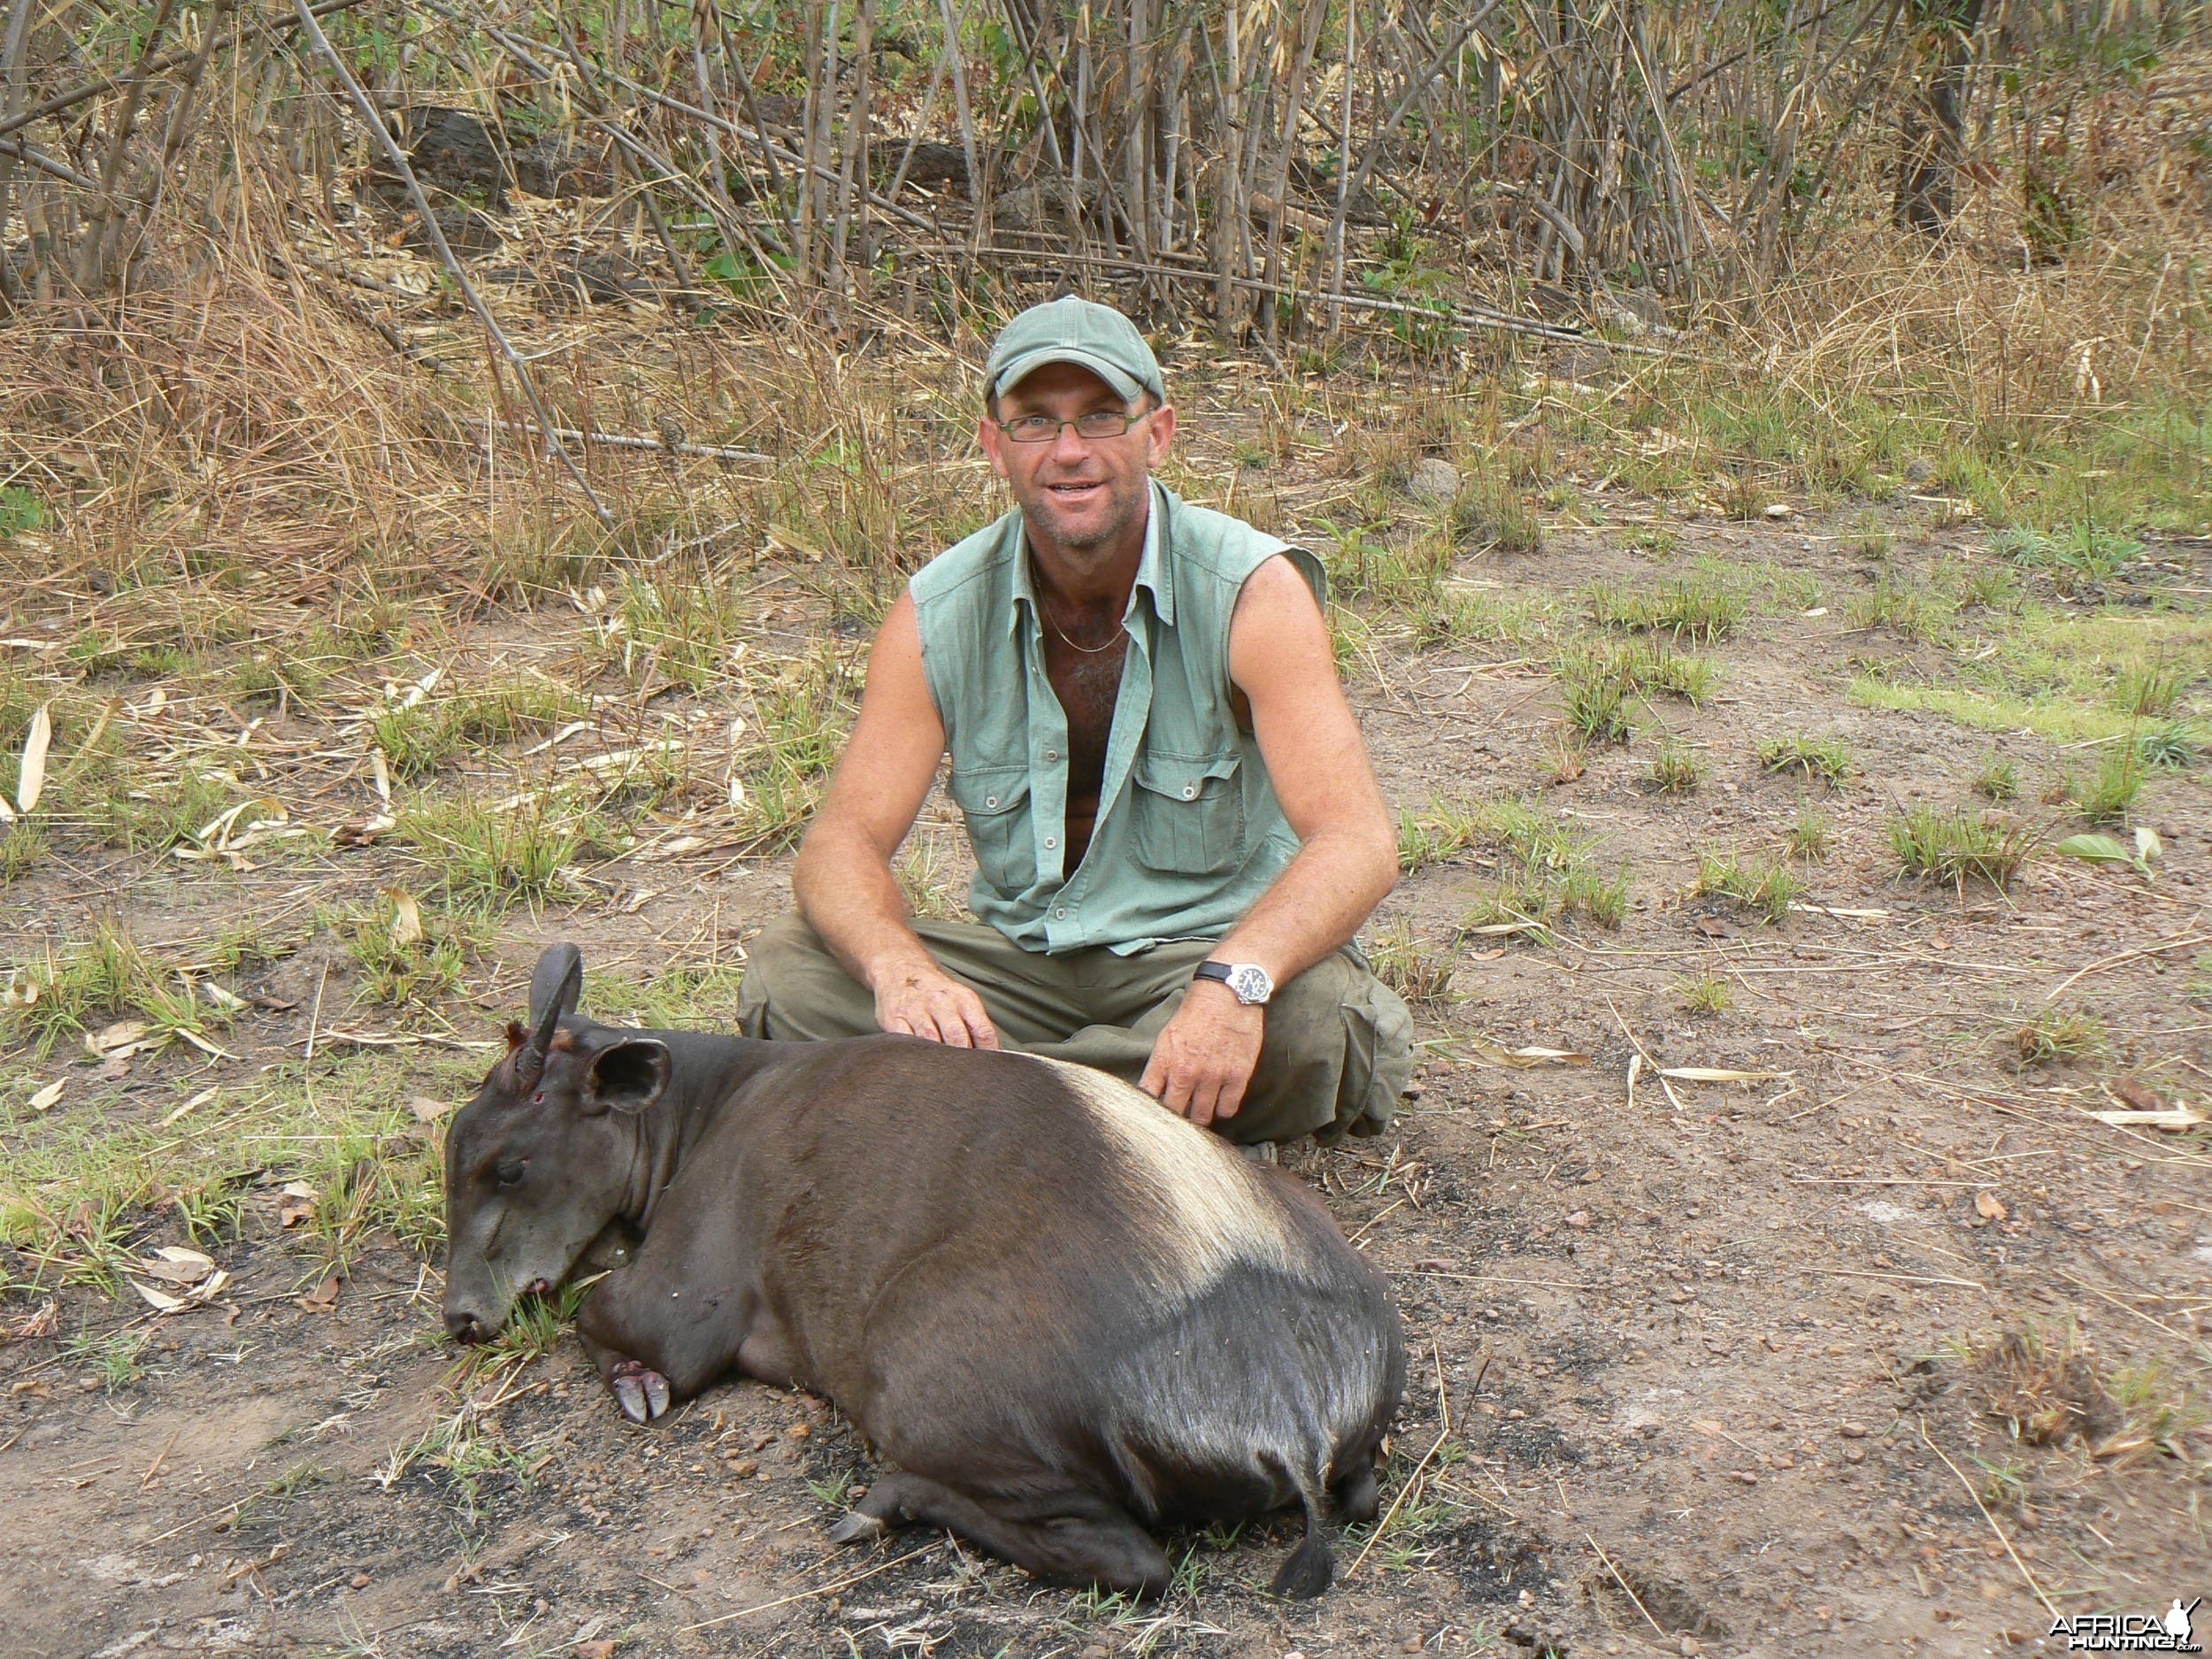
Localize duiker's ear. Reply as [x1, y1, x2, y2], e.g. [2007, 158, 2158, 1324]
[583, 1039, 671, 1117]
[526, 944, 584, 1054]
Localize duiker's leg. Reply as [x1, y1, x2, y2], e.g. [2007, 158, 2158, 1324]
[575, 1278, 751, 1423]
[830, 1470, 1172, 1597]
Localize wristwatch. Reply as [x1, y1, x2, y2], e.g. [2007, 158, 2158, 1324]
[1194, 959, 1273, 1006]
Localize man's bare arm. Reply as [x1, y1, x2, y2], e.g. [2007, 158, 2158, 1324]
[790, 593, 999, 1048]
[1139, 556, 1398, 1124]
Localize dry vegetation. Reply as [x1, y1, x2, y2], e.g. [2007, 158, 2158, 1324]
[4, 1, 2211, 1655]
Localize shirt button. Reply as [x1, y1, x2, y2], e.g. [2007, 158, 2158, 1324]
[1044, 836, 1057, 849]
[985, 795, 998, 808]
[1054, 907, 1067, 918]
[1181, 784, 1196, 799]
[1045, 749, 1059, 761]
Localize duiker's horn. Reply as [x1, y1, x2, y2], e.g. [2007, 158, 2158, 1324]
[515, 943, 584, 1090]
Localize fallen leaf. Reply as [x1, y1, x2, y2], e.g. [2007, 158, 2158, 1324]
[407, 1095, 451, 1124]
[15, 701, 51, 814]
[2054, 832, 2136, 867]
[1973, 1191, 2008, 1221]
[632, 834, 708, 862]
[138, 1247, 217, 1286]
[278, 1183, 318, 1228]
[332, 815, 395, 848]
[1693, 916, 1734, 939]
[2110, 1076, 2161, 1113]
[85, 1018, 156, 1057]
[385, 887, 424, 949]
[1655, 1066, 1793, 1082]
[297, 1272, 342, 1312]
[2087, 1106, 2206, 1131]
[247, 992, 299, 1012]
[28, 1079, 63, 1112]
[129, 1267, 230, 1313]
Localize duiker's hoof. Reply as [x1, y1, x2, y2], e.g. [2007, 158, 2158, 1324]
[826, 1510, 890, 1547]
[610, 1360, 671, 1423]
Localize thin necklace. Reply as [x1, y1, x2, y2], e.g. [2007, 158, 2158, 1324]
[1041, 605, 1125, 655]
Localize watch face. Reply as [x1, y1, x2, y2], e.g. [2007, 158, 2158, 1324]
[1227, 964, 1272, 1004]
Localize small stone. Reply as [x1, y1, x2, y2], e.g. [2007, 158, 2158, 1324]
[1080, 1648, 1110, 1659]
[1680, 1640, 1703, 1658]
[77, 1375, 100, 1392]
[1401, 1637, 1425, 1653]
[1844, 1445, 1867, 1464]
[724, 1458, 758, 1478]
[1838, 1423, 1869, 1438]
[785, 1423, 811, 1440]
[1408, 457, 1461, 504]
[1505, 1408, 1528, 1420]
[349, 1571, 372, 1588]
[1564, 1210, 1593, 1229]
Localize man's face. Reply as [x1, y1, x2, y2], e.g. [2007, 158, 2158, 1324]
[977, 362, 1176, 556]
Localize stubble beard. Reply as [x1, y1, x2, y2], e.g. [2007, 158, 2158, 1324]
[1019, 471, 1148, 557]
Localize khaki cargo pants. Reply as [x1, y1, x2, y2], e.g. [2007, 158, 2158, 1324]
[735, 914, 1414, 1146]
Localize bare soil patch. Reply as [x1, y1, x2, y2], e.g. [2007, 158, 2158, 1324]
[4, 389, 2208, 1659]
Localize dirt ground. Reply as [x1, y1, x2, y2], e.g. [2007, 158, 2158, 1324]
[4, 481, 2208, 1659]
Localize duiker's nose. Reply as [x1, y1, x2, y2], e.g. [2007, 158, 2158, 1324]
[445, 1308, 489, 1345]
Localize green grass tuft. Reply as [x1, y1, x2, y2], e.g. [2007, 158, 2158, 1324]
[1675, 973, 1731, 1015]
[2013, 1008, 2106, 1066]
[2068, 744, 2144, 823]
[1756, 733, 1853, 785]
[1694, 850, 1802, 923]
[1972, 754, 2021, 800]
[1889, 806, 2038, 887]
[1784, 808, 1832, 861]
[1646, 740, 1705, 794]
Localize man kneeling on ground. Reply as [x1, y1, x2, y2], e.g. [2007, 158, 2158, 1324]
[738, 296, 1412, 1146]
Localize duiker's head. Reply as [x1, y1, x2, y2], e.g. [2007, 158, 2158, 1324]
[442, 945, 670, 1343]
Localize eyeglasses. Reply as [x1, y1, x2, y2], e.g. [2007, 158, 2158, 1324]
[995, 409, 1147, 443]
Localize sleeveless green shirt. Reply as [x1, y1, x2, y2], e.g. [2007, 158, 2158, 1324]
[909, 483, 1326, 954]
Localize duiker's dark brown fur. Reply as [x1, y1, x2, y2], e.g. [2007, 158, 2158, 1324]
[443, 945, 1403, 1597]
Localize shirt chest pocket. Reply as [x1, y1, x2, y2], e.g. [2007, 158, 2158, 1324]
[1129, 749, 1246, 875]
[949, 765, 1038, 894]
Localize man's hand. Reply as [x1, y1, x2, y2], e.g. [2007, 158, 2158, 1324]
[873, 961, 1000, 1049]
[1141, 985, 1263, 1127]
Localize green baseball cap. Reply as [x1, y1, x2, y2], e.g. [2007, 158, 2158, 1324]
[985, 296, 1166, 407]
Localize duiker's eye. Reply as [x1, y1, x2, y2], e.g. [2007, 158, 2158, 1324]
[493, 1158, 526, 1187]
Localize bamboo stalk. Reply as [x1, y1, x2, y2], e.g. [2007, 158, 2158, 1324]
[74, 0, 181, 293]
[0, 0, 375, 145]
[288, 0, 611, 526]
